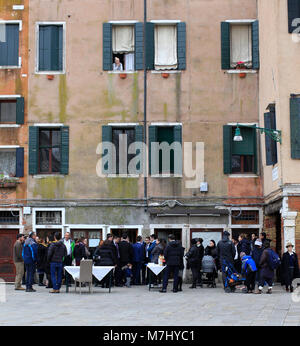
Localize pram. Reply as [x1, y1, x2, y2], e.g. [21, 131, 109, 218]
[201, 255, 217, 288]
[222, 259, 245, 292]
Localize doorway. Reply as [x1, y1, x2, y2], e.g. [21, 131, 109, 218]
[154, 229, 182, 242]
[0, 230, 18, 282]
[231, 229, 259, 241]
[111, 229, 138, 243]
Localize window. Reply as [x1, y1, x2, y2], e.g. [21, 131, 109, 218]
[29, 126, 69, 175]
[223, 125, 257, 174]
[0, 23, 19, 67]
[0, 211, 19, 224]
[231, 210, 259, 224]
[264, 105, 278, 166]
[36, 211, 62, 225]
[221, 20, 259, 70]
[112, 25, 135, 71]
[149, 125, 182, 176]
[0, 97, 24, 124]
[0, 148, 24, 177]
[37, 24, 64, 72]
[145, 22, 186, 71]
[102, 125, 143, 175]
[288, 0, 300, 33]
[103, 22, 144, 71]
[71, 230, 102, 248]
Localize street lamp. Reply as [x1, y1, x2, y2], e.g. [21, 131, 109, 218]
[233, 124, 282, 144]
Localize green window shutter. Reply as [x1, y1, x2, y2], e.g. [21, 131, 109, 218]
[264, 112, 278, 166]
[177, 22, 186, 70]
[148, 125, 158, 175]
[16, 97, 24, 124]
[146, 22, 154, 70]
[28, 126, 39, 175]
[102, 125, 113, 174]
[232, 127, 256, 156]
[39, 25, 63, 71]
[290, 97, 300, 159]
[252, 20, 260, 70]
[173, 125, 183, 175]
[221, 22, 230, 70]
[16, 147, 24, 178]
[288, 0, 300, 33]
[103, 23, 112, 71]
[253, 128, 258, 174]
[134, 125, 144, 173]
[60, 126, 69, 175]
[135, 23, 144, 70]
[223, 125, 232, 174]
[0, 24, 19, 66]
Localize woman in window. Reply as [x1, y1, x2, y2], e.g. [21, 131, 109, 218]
[113, 57, 123, 71]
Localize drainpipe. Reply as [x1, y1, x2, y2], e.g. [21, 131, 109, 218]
[143, 0, 148, 211]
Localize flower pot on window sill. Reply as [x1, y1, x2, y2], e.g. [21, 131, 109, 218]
[47, 75, 54, 80]
[239, 72, 246, 78]
[162, 73, 169, 79]
[119, 73, 127, 79]
[0, 182, 19, 188]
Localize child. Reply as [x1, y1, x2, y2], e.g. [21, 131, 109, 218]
[240, 252, 257, 293]
[122, 264, 133, 288]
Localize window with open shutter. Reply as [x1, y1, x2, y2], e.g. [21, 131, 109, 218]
[290, 96, 300, 159]
[38, 25, 63, 72]
[0, 24, 19, 66]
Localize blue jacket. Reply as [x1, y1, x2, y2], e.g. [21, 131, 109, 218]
[22, 237, 38, 264]
[147, 241, 156, 261]
[241, 255, 257, 274]
[133, 242, 144, 262]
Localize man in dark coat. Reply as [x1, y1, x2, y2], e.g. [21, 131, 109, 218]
[118, 233, 134, 284]
[185, 238, 201, 289]
[281, 242, 299, 292]
[256, 240, 274, 294]
[217, 231, 236, 290]
[159, 234, 184, 293]
[252, 239, 264, 290]
[238, 234, 251, 255]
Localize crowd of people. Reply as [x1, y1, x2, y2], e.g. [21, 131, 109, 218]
[12, 230, 299, 294]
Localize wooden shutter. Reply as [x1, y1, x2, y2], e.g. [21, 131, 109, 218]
[135, 23, 144, 70]
[0, 24, 19, 66]
[102, 125, 113, 174]
[232, 127, 255, 156]
[223, 125, 232, 174]
[253, 128, 258, 174]
[264, 112, 278, 166]
[148, 125, 158, 175]
[145, 22, 154, 70]
[15, 147, 24, 178]
[221, 22, 230, 70]
[252, 20, 260, 70]
[16, 97, 24, 124]
[173, 125, 183, 175]
[103, 23, 112, 71]
[177, 22, 186, 70]
[60, 126, 69, 175]
[28, 126, 39, 175]
[134, 125, 144, 173]
[288, 0, 300, 33]
[290, 97, 300, 159]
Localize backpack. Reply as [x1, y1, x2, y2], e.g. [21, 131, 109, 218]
[267, 249, 281, 270]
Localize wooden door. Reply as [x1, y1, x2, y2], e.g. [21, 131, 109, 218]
[0, 230, 18, 282]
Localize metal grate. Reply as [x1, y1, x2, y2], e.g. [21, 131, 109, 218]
[36, 211, 62, 225]
[231, 210, 259, 224]
[0, 211, 19, 224]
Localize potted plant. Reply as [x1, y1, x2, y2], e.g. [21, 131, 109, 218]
[119, 73, 127, 79]
[162, 72, 169, 79]
[0, 174, 20, 188]
[235, 61, 247, 78]
[47, 75, 54, 80]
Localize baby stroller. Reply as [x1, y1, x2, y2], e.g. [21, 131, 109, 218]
[201, 255, 217, 288]
[222, 260, 245, 293]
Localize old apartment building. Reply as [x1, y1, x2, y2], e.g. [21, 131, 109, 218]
[0, 0, 299, 281]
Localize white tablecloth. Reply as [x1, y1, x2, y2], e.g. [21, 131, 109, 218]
[147, 263, 166, 276]
[64, 266, 114, 282]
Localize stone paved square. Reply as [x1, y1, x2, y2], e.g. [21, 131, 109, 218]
[0, 283, 299, 326]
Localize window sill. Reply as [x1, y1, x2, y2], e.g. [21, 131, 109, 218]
[107, 71, 137, 74]
[228, 174, 259, 178]
[151, 70, 181, 74]
[226, 70, 258, 74]
[105, 174, 140, 178]
[35, 71, 65, 75]
[0, 66, 21, 69]
[151, 174, 183, 178]
[33, 174, 65, 179]
[0, 124, 20, 128]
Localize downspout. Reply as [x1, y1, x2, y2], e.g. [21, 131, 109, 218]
[143, 0, 148, 211]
